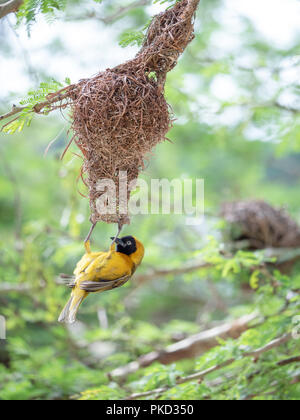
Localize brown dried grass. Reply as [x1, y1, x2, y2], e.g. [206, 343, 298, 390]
[221, 200, 300, 249]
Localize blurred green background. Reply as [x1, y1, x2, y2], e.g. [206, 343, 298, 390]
[0, 0, 300, 400]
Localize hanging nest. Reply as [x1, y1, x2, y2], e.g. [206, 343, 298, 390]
[62, 0, 201, 226]
[0, 1, 201, 226]
[221, 200, 300, 250]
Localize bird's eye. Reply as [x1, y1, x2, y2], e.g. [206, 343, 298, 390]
[127, 241, 131, 246]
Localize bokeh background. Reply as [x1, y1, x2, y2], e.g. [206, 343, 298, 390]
[0, 0, 300, 400]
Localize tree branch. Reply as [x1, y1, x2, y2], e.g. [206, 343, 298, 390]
[130, 246, 300, 290]
[0, 84, 76, 128]
[101, 0, 151, 24]
[134, 261, 211, 284]
[201, 354, 300, 396]
[248, 332, 292, 359]
[277, 355, 300, 367]
[0, 283, 31, 293]
[0, 105, 26, 122]
[125, 332, 293, 399]
[110, 313, 258, 379]
[2, 245, 300, 294]
[68, 0, 151, 24]
[274, 101, 300, 114]
[0, 0, 23, 19]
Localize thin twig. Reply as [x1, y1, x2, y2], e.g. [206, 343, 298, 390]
[277, 356, 300, 366]
[68, 0, 151, 24]
[6, 16, 39, 84]
[125, 332, 293, 400]
[102, 0, 151, 24]
[274, 101, 300, 114]
[0, 283, 31, 293]
[131, 246, 300, 289]
[0, 84, 76, 127]
[134, 261, 212, 284]
[0, 105, 26, 122]
[110, 313, 258, 379]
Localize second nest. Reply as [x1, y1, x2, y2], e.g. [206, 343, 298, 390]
[221, 200, 300, 249]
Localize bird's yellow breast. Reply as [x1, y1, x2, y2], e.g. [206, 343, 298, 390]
[74, 249, 134, 288]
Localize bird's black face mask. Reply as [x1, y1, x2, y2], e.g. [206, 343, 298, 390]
[111, 236, 137, 256]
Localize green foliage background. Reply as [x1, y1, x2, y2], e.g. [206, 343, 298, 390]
[0, 0, 300, 400]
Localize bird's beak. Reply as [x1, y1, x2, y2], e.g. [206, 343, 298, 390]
[111, 237, 125, 247]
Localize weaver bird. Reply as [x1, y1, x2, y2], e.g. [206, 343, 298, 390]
[58, 236, 145, 324]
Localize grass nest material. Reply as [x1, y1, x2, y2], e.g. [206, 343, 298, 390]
[51, 0, 200, 226]
[221, 200, 300, 250]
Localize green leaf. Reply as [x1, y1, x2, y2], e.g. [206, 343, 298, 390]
[250, 270, 260, 289]
[2, 78, 68, 134]
[119, 30, 145, 48]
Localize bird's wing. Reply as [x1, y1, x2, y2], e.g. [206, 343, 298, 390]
[75, 252, 133, 292]
[79, 274, 131, 292]
[74, 251, 107, 277]
[58, 273, 76, 288]
[82, 252, 132, 281]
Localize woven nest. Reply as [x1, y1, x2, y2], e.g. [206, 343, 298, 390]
[221, 200, 300, 250]
[65, 0, 200, 225]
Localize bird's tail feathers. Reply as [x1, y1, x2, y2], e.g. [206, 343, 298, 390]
[57, 274, 76, 289]
[58, 291, 86, 324]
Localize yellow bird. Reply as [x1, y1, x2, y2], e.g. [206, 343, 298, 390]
[58, 236, 145, 324]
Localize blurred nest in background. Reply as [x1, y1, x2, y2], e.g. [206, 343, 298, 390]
[221, 200, 300, 250]
[69, 0, 199, 226]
